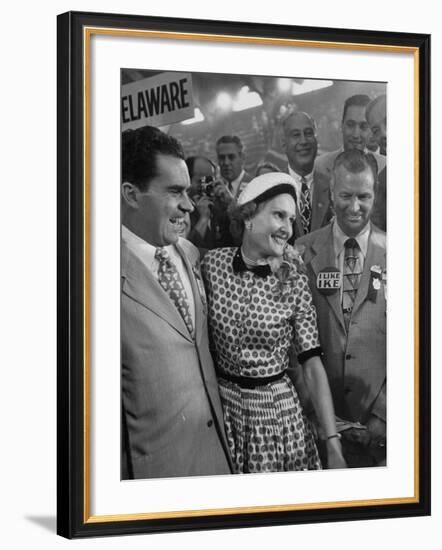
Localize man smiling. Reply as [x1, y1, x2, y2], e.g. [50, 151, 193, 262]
[121, 125, 232, 479]
[281, 110, 333, 238]
[315, 94, 386, 182]
[297, 150, 386, 468]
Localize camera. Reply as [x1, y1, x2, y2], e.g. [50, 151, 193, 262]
[198, 176, 215, 197]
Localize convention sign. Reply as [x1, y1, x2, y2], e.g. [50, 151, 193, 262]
[121, 71, 194, 130]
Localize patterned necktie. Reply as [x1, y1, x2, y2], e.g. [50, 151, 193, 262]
[155, 247, 194, 339]
[342, 238, 362, 330]
[299, 177, 312, 234]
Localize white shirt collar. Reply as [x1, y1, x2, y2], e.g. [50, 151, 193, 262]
[122, 226, 196, 325]
[122, 225, 178, 271]
[332, 220, 370, 259]
[228, 169, 245, 195]
[287, 165, 314, 200]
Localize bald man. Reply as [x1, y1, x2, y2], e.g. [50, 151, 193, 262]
[281, 110, 333, 239]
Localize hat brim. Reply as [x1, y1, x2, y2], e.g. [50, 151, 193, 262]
[253, 183, 297, 205]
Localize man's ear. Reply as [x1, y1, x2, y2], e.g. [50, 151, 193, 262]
[121, 182, 140, 208]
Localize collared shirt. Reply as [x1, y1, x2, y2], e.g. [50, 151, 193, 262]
[227, 169, 246, 198]
[332, 220, 370, 300]
[122, 225, 195, 323]
[287, 165, 314, 207]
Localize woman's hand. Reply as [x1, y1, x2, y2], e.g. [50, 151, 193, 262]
[325, 437, 347, 469]
[302, 356, 347, 469]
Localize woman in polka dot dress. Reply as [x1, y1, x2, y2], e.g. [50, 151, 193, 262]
[201, 173, 346, 474]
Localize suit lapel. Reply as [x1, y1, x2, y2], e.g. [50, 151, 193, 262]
[352, 227, 386, 316]
[121, 243, 193, 342]
[294, 200, 305, 237]
[309, 227, 346, 332]
[285, 163, 329, 236]
[176, 242, 204, 345]
[311, 171, 330, 231]
[284, 163, 305, 238]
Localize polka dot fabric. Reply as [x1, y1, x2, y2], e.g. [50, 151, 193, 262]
[201, 247, 321, 473]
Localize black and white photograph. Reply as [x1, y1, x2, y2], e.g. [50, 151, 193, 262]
[2, 0, 438, 546]
[120, 69, 388, 481]
[55, 10, 430, 538]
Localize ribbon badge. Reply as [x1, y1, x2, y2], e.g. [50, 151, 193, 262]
[192, 264, 208, 312]
[368, 265, 386, 302]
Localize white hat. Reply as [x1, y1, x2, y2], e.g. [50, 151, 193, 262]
[237, 172, 297, 206]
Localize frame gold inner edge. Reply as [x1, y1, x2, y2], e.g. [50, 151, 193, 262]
[82, 26, 421, 523]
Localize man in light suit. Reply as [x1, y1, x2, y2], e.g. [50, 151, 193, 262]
[280, 110, 333, 240]
[121, 126, 232, 479]
[297, 150, 386, 467]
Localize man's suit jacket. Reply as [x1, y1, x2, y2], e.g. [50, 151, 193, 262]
[296, 224, 386, 424]
[121, 238, 232, 479]
[371, 167, 386, 232]
[284, 164, 333, 240]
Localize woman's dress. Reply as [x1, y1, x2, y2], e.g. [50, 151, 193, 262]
[201, 247, 322, 474]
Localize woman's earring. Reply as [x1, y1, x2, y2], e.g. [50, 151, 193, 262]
[245, 220, 252, 231]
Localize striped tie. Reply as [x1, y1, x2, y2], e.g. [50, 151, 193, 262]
[155, 247, 194, 338]
[300, 177, 312, 234]
[342, 238, 362, 330]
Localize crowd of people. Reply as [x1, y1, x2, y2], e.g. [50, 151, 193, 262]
[120, 92, 387, 479]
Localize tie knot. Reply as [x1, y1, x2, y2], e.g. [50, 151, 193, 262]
[344, 238, 358, 250]
[155, 247, 170, 262]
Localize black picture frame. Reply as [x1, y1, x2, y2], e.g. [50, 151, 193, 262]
[57, 10, 431, 539]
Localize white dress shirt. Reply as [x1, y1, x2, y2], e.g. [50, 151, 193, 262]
[122, 225, 195, 324]
[287, 165, 314, 207]
[227, 169, 246, 198]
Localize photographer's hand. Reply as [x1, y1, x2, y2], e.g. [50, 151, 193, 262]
[213, 180, 234, 205]
[190, 195, 213, 243]
[195, 195, 213, 221]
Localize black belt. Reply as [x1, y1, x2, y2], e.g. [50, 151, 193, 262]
[217, 369, 287, 389]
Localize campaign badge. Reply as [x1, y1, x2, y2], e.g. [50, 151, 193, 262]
[192, 265, 207, 312]
[317, 267, 341, 295]
[368, 265, 384, 302]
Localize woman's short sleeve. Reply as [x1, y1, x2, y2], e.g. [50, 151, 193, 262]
[292, 273, 321, 357]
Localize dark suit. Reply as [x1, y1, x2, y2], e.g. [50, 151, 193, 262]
[121, 238, 232, 479]
[296, 224, 386, 426]
[371, 167, 386, 231]
[284, 164, 334, 240]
